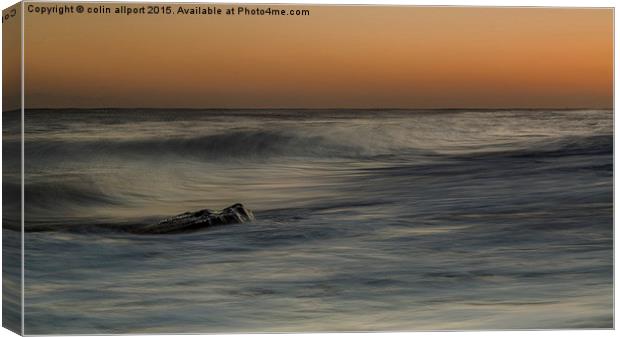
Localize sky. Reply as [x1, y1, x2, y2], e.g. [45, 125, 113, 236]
[23, 4, 613, 109]
[3, 3, 21, 111]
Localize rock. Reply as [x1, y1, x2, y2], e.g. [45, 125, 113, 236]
[133, 203, 254, 234]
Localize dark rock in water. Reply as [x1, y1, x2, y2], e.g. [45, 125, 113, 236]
[133, 203, 254, 234]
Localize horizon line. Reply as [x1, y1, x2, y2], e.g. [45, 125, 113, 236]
[13, 106, 614, 111]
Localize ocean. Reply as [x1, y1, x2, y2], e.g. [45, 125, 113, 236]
[4, 108, 613, 333]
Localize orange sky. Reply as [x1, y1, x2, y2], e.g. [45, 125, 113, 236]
[23, 4, 613, 109]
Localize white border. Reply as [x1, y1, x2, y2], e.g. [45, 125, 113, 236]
[20, 2, 24, 336]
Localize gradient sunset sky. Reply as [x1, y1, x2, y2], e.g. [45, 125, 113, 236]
[24, 5, 612, 109]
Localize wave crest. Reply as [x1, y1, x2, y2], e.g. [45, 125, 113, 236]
[26, 130, 374, 161]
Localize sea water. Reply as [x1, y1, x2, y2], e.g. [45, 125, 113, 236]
[5, 109, 613, 333]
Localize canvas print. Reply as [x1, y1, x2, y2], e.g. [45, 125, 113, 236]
[2, 2, 614, 334]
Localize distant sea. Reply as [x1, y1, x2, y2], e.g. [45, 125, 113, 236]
[3, 108, 612, 333]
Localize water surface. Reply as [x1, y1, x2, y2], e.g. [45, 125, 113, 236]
[13, 109, 612, 333]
